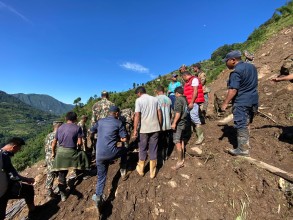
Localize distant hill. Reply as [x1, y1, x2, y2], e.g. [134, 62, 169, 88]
[12, 93, 74, 116]
[0, 90, 56, 144]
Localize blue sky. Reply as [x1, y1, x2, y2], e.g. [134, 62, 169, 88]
[0, 0, 287, 104]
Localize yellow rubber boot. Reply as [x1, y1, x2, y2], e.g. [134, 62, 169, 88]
[136, 160, 145, 176]
[150, 160, 157, 179]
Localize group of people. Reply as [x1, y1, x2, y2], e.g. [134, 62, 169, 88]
[2, 49, 281, 219]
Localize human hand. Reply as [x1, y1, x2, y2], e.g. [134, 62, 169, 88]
[188, 103, 193, 110]
[221, 103, 228, 111]
[132, 131, 138, 139]
[171, 123, 176, 130]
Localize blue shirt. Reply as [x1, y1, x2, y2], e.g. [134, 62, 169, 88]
[228, 61, 258, 106]
[168, 81, 181, 95]
[90, 116, 127, 157]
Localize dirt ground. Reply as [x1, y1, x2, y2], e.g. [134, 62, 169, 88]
[7, 27, 293, 220]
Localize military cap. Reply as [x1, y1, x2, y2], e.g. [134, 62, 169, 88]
[222, 50, 242, 63]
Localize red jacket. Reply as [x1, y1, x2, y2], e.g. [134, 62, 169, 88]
[183, 76, 205, 104]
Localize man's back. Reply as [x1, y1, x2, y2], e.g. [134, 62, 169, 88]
[96, 116, 127, 156]
[135, 94, 160, 133]
[157, 94, 171, 131]
[229, 61, 258, 106]
[92, 98, 114, 122]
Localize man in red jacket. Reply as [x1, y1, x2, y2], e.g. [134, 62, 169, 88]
[181, 71, 205, 145]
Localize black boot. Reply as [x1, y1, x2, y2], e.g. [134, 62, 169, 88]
[228, 128, 249, 156]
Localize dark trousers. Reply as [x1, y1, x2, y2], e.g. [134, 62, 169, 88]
[233, 105, 257, 129]
[0, 183, 34, 220]
[95, 147, 127, 196]
[138, 132, 159, 161]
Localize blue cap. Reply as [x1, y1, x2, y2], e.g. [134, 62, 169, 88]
[222, 50, 242, 62]
[109, 106, 120, 112]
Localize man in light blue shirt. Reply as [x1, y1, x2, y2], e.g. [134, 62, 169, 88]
[168, 74, 181, 109]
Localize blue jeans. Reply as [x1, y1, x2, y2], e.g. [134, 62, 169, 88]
[169, 95, 176, 110]
[233, 105, 257, 129]
[95, 147, 127, 196]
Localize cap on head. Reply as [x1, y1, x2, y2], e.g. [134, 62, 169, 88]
[109, 105, 120, 113]
[53, 121, 63, 126]
[222, 50, 242, 63]
[101, 91, 109, 96]
[172, 74, 178, 78]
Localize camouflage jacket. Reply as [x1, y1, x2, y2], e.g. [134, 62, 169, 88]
[91, 98, 115, 123]
[119, 108, 134, 133]
[44, 131, 56, 162]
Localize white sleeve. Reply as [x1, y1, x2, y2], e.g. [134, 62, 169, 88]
[135, 99, 141, 113]
[191, 78, 199, 87]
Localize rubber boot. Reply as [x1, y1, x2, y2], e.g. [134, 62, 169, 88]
[228, 128, 250, 156]
[150, 160, 157, 179]
[92, 194, 105, 212]
[195, 126, 204, 145]
[136, 160, 145, 176]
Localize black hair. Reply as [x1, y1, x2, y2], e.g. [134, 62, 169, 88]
[66, 111, 78, 121]
[135, 86, 146, 94]
[193, 63, 201, 69]
[156, 85, 165, 93]
[7, 137, 25, 146]
[174, 86, 184, 95]
[181, 71, 191, 76]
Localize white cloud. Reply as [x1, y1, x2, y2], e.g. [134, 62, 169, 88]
[149, 73, 157, 79]
[0, 1, 31, 23]
[120, 62, 149, 73]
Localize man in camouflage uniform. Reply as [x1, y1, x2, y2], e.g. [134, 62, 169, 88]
[77, 115, 89, 151]
[91, 91, 115, 154]
[119, 108, 134, 134]
[45, 121, 63, 197]
[91, 91, 115, 124]
[192, 63, 210, 119]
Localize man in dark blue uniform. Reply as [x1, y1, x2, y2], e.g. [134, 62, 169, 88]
[90, 106, 128, 211]
[221, 50, 258, 156]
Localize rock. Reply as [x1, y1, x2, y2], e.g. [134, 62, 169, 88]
[190, 147, 203, 155]
[168, 180, 177, 188]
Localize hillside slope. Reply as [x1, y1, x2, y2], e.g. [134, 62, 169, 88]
[7, 27, 293, 220]
[0, 91, 55, 144]
[12, 93, 74, 116]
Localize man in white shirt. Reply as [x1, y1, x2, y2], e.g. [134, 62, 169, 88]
[132, 86, 162, 178]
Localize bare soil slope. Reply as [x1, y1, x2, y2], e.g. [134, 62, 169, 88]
[8, 27, 293, 220]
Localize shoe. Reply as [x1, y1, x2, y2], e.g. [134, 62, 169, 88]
[120, 168, 128, 181]
[60, 191, 68, 202]
[92, 194, 105, 212]
[228, 148, 249, 156]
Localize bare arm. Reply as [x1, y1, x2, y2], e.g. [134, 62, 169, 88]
[221, 89, 237, 111]
[188, 86, 198, 109]
[171, 112, 181, 130]
[51, 138, 57, 158]
[157, 109, 162, 128]
[132, 112, 141, 138]
[272, 74, 293, 82]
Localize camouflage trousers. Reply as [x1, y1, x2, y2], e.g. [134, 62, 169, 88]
[45, 157, 57, 190]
